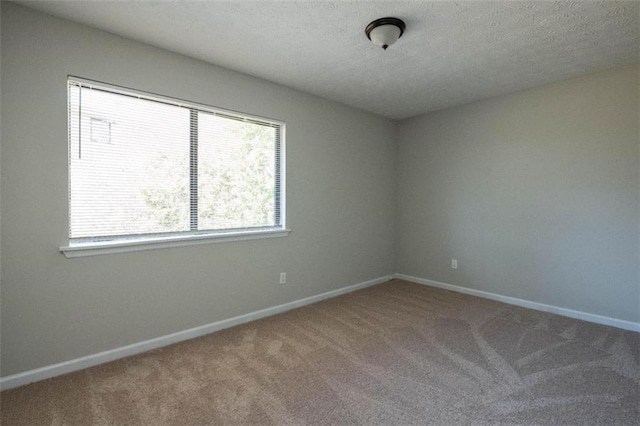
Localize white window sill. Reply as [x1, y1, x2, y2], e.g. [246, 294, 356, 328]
[60, 228, 291, 258]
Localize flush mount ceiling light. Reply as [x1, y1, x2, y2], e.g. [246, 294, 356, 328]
[365, 17, 406, 50]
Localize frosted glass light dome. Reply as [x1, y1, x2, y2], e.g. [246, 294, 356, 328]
[365, 17, 406, 50]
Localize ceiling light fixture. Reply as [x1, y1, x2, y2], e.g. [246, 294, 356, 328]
[365, 17, 406, 50]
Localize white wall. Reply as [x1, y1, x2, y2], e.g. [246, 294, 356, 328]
[397, 64, 640, 323]
[0, 3, 396, 376]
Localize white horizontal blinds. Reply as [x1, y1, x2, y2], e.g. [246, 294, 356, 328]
[189, 109, 199, 231]
[69, 80, 191, 239]
[68, 78, 283, 242]
[197, 112, 278, 230]
[273, 125, 282, 226]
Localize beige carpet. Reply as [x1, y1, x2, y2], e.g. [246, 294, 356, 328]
[1, 279, 639, 425]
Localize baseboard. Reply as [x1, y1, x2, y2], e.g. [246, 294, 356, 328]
[394, 273, 640, 333]
[0, 275, 392, 391]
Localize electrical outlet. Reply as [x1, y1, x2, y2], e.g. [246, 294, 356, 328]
[451, 259, 458, 269]
[280, 272, 287, 284]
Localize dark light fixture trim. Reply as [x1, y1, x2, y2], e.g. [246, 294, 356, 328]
[365, 17, 406, 50]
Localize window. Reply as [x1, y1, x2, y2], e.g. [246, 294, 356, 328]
[62, 78, 287, 257]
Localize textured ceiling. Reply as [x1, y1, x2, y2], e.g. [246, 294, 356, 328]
[14, 1, 640, 120]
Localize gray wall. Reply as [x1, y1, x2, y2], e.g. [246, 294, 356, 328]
[0, 3, 396, 376]
[0, 0, 3, 372]
[397, 64, 640, 323]
[2, 2, 638, 380]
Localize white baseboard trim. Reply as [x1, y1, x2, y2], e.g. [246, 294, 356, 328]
[0, 275, 392, 391]
[394, 273, 640, 333]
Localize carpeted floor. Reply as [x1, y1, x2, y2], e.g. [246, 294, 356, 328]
[1, 279, 639, 425]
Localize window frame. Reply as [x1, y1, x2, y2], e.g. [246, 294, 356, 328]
[60, 77, 289, 258]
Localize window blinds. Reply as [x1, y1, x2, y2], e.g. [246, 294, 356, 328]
[68, 78, 283, 242]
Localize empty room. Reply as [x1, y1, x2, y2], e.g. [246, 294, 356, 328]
[1, 1, 638, 424]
